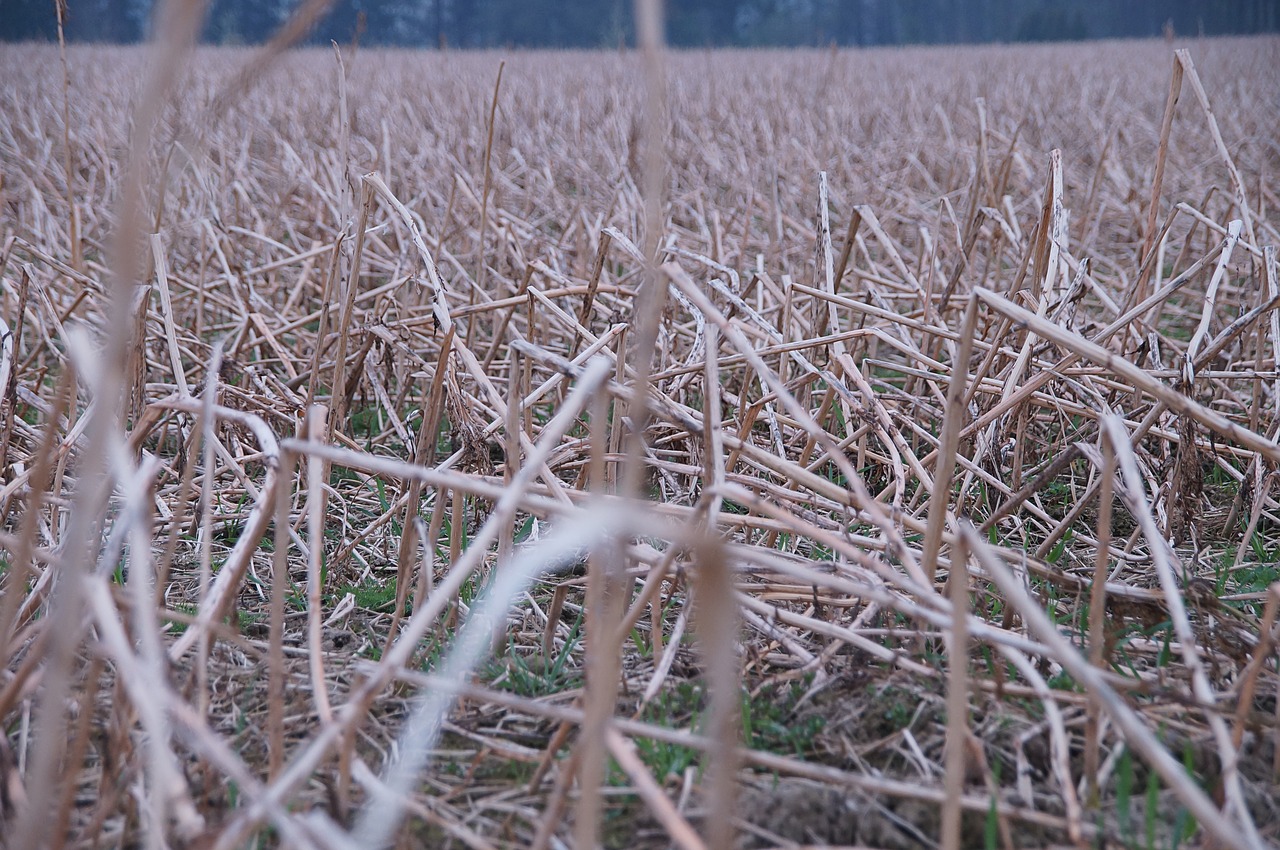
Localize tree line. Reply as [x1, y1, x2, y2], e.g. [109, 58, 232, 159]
[3, 0, 1276, 47]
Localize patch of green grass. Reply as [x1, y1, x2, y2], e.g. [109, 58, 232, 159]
[485, 607, 584, 698]
[630, 677, 826, 783]
[415, 632, 453, 672]
[513, 515, 536, 544]
[1044, 528, 1071, 565]
[1231, 558, 1280, 599]
[1207, 456, 1241, 488]
[869, 363, 907, 389]
[1117, 745, 1135, 837]
[372, 477, 400, 536]
[1218, 534, 1280, 615]
[985, 758, 1002, 850]
[1110, 734, 1208, 849]
[634, 680, 702, 779]
[1144, 757, 1160, 849]
[866, 682, 920, 732]
[164, 603, 197, 635]
[439, 511, 472, 562]
[633, 731, 698, 782]
[213, 492, 253, 545]
[1046, 669, 1081, 693]
[329, 465, 364, 487]
[342, 578, 399, 613]
[1109, 618, 1174, 680]
[742, 680, 825, 757]
[349, 403, 382, 444]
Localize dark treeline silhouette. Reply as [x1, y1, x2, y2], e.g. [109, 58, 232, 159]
[2, 0, 1277, 46]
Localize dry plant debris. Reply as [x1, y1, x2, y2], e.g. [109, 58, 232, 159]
[1, 32, 1279, 850]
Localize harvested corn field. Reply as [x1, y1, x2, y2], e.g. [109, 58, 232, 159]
[1, 32, 1279, 850]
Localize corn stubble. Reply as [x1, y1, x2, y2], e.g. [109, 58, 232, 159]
[1, 32, 1279, 850]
